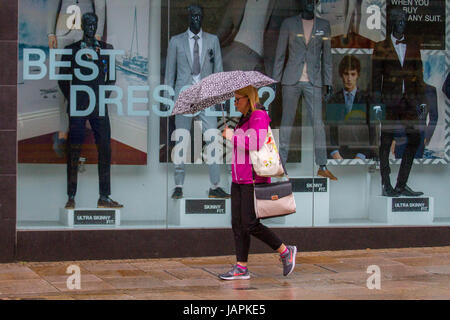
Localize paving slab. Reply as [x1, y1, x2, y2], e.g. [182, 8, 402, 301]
[1, 246, 450, 300]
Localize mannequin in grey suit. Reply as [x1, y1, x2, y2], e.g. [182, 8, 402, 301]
[47, 0, 106, 156]
[165, 5, 230, 200]
[273, 0, 337, 180]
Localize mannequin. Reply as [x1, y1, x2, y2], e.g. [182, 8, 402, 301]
[58, 13, 122, 209]
[48, 0, 106, 157]
[273, 0, 336, 180]
[372, 9, 425, 197]
[301, 0, 333, 101]
[165, 5, 229, 200]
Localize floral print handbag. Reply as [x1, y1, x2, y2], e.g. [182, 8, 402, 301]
[249, 126, 285, 177]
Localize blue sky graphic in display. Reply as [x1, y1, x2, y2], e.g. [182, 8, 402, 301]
[19, 0, 49, 48]
[423, 54, 445, 86]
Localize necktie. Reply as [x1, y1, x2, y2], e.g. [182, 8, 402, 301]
[192, 35, 200, 76]
[345, 92, 353, 114]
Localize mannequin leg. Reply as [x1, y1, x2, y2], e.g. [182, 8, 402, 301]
[173, 114, 194, 187]
[279, 83, 302, 165]
[301, 82, 328, 166]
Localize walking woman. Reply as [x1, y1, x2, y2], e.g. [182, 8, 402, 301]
[220, 85, 297, 280]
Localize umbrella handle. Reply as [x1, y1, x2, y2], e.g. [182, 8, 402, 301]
[221, 104, 226, 126]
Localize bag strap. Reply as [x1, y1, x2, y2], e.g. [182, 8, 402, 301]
[268, 125, 289, 179]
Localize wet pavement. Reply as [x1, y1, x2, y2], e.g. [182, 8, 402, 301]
[0, 246, 449, 300]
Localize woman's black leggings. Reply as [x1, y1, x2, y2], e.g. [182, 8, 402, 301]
[231, 183, 283, 262]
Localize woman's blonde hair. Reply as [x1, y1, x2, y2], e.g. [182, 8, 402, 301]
[235, 85, 260, 114]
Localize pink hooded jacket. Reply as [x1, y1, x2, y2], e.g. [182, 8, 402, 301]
[231, 106, 271, 185]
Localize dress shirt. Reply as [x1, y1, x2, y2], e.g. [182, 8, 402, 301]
[188, 29, 203, 84]
[299, 18, 314, 82]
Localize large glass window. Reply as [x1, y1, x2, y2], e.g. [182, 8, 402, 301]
[17, 0, 450, 230]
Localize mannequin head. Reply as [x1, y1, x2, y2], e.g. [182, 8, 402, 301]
[299, 0, 316, 20]
[81, 13, 98, 41]
[188, 5, 203, 34]
[390, 8, 407, 39]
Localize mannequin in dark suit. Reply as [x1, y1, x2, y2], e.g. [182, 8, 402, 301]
[326, 55, 375, 160]
[58, 13, 123, 209]
[372, 9, 425, 197]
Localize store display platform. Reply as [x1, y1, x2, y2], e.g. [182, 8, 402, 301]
[289, 177, 329, 227]
[369, 196, 434, 225]
[60, 208, 121, 227]
[169, 198, 232, 228]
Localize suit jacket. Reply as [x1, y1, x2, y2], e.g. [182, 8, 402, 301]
[58, 40, 116, 115]
[272, 15, 332, 87]
[164, 30, 223, 99]
[394, 84, 439, 159]
[216, 0, 301, 76]
[47, 0, 106, 38]
[372, 36, 425, 120]
[326, 88, 376, 157]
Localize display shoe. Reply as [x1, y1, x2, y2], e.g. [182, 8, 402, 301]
[171, 187, 183, 199]
[97, 196, 123, 208]
[317, 168, 338, 180]
[65, 196, 75, 209]
[394, 185, 424, 197]
[208, 187, 231, 199]
[382, 183, 399, 197]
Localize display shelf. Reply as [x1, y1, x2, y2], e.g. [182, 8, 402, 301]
[432, 217, 450, 225]
[17, 220, 167, 230]
[327, 218, 388, 226]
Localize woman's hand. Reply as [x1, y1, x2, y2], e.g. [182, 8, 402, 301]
[222, 126, 234, 141]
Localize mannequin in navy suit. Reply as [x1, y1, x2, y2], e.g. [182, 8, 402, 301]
[58, 13, 122, 209]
